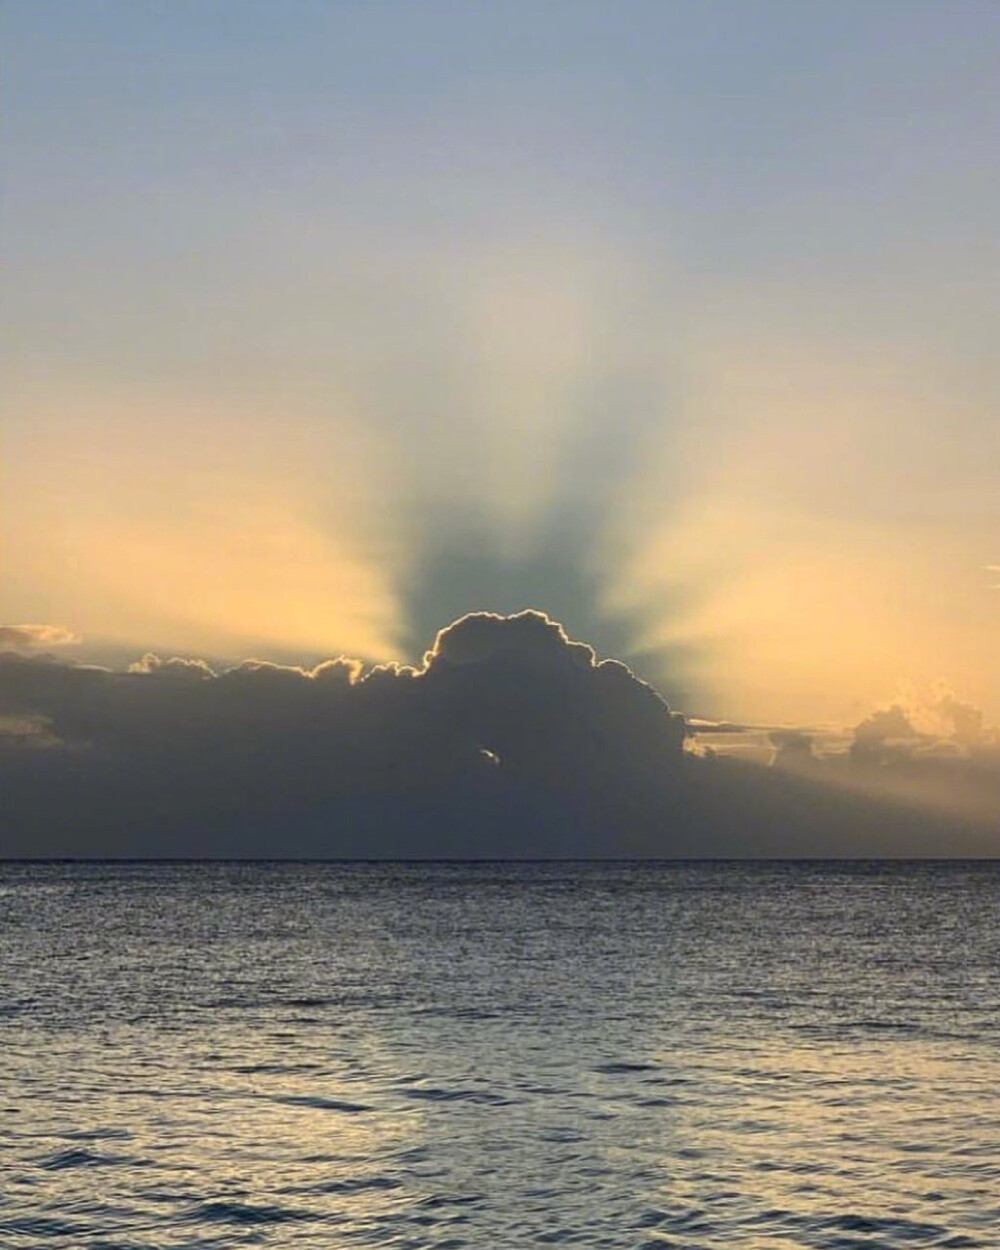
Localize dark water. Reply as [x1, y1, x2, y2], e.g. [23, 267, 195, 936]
[1, 861, 998, 1249]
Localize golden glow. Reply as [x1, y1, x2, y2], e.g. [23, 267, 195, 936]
[6, 291, 997, 731]
[604, 332, 1000, 725]
[67, 503, 399, 662]
[6, 384, 403, 661]
[611, 500, 998, 725]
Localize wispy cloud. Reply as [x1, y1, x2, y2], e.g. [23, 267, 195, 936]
[0, 624, 80, 651]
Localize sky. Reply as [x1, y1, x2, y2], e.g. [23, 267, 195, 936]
[2, 2, 998, 855]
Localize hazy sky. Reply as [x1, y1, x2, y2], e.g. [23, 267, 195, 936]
[4, 1, 998, 727]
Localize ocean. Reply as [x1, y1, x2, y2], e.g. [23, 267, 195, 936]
[1, 860, 997, 1248]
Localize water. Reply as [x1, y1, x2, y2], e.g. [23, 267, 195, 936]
[1, 861, 998, 1249]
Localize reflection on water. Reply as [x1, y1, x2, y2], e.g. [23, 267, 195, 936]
[1, 861, 998, 1247]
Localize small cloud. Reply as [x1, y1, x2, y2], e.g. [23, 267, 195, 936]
[425, 609, 596, 671]
[987, 564, 1000, 589]
[853, 704, 917, 745]
[0, 711, 61, 748]
[769, 728, 815, 765]
[128, 654, 216, 678]
[850, 686, 998, 764]
[309, 657, 364, 685]
[0, 624, 80, 651]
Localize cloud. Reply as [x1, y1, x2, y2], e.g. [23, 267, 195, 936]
[850, 689, 998, 763]
[927, 691, 991, 748]
[850, 705, 922, 762]
[757, 691, 1000, 833]
[0, 612, 995, 858]
[128, 653, 217, 678]
[0, 711, 60, 749]
[0, 624, 80, 651]
[769, 729, 816, 764]
[426, 609, 596, 669]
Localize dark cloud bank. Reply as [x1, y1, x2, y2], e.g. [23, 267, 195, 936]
[1, 612, 996, 858]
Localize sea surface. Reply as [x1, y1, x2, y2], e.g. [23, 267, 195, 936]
[1, 861, 998, 1249]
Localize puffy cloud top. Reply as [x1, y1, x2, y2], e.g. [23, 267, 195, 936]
[427, 610, 596, 670]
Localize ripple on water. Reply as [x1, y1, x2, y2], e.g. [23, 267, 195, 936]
[2, 861, 998, 1250]
[0, 1214, 89, 1238]
[817, 1211, 950, 1240]
[36, 1147, 130, 1170]
[301, 1175, 402, 1196]
[182, 1199, 315, 1226]
[274, 1094, 372, 1112]
[401, 1086, 517, 1105]
[63, 1126, 133, 1141]
[593, 1061, 661, 1075]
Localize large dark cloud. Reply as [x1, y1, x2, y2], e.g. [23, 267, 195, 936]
[1, 612, 996, 858]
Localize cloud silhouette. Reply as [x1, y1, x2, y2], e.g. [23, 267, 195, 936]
[1, 612, 995, 858]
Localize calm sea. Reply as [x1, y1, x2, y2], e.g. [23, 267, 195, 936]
[1, 861, 998, 1248]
